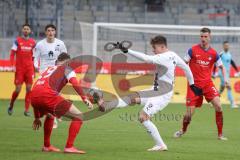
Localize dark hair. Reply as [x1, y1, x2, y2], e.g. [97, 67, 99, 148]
[200, 27, 211, 34]
[150, 35, 167, 46]
[22, 24, 31, 29]
[57, 52, 70, 62]
[223, 40, 229, 44]
[45, 24, 56, 31]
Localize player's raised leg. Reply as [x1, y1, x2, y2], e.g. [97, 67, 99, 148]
[97, 92, 139, 112]
[210, 96, 228, 140]
[8, 84, 22, 115]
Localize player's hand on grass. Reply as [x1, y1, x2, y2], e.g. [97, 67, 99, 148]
[190, 84, 203, 96]
[84, 99, 94, 110]
[32, 118, 42, 130]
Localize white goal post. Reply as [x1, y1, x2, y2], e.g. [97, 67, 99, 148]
[80, 22, 240, 65]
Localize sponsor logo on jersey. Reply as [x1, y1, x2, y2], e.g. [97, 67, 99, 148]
[196, 60, 210, 66]
[55, 44, 60, 51]
[48, 51, 54, 57]
[20, 46, 32, 51]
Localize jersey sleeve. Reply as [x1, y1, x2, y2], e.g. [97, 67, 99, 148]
[33, 43, 41, 69]
[64, 67, 76, 81]
[127, 49, 157, 64]
[11, 39, 18, 51]
[215, 53, 223, 67]
[176, 54, 194, 85]
[61, 42, 67, 53]
[184, 48, 193, 63]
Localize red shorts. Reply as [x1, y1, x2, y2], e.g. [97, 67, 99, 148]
[186, 81, 219, 107]
[15, 68, 34, 85]
[31, 90, 72, 118]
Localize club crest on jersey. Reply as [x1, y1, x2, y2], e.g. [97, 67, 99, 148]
[208, 55, 212, 61]
[55, 44, 60, 51]
[48, 51, 54, 57]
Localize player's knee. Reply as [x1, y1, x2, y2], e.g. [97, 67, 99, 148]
[138, 112, 149, 123]
[129, 92, 140, 105]
[46, 114, 55, 120]
[15, 86, 22, 93]
[72, 117, 83, 124]
[215, 105, 222, 112]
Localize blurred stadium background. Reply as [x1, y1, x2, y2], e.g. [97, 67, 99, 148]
[0, 0, 240, 104]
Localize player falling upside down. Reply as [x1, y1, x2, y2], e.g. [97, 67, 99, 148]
[174, 28, 228, 140]
[31, 53, 93, 154]
[213, 41, 239, 108]
[96, 35, 202, 151]
[8, 24, 36, 116]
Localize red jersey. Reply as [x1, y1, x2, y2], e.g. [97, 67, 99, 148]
[11, 36, 36, 70]
[32, 65, 75, 96]
[32, 65, 86, 99]
[184, 44, 222, 84]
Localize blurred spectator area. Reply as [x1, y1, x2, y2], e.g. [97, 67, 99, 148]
[0, 0, 240, 39]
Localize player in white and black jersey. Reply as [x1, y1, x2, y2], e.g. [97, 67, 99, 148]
[96, 35, 202, 151]
[34, 24, 67, 73]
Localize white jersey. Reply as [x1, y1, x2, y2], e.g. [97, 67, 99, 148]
[128, 49, 194, 91]
[127, 49, 195, 117]
[33, 38, 67, 73]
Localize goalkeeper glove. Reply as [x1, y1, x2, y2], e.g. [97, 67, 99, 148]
[190, 84, 203, 96]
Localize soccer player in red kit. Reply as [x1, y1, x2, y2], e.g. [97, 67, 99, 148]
[31, 53, 93, 153]
[8, 24, 36, 116]
[174, 28, 228, 140]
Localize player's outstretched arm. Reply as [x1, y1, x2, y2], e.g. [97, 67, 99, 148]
[231, 59, 239, 72]
[68, 77, 93, 109]
[176, 54, 202, 96]
[9, 50, 16, 66]
[32, 107, 42, 130]
[126, 49, 156, 64]
[219, 65, 229, 86]
[176, 54, 194, 85]
[33, 44, 40, 71]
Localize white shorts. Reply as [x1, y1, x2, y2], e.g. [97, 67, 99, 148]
[138, 90, 173, 117]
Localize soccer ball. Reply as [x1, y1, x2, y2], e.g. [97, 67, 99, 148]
[87, 88, 103, 104]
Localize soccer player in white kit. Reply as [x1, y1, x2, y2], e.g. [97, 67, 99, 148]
[33, 24, 67, 128]
[97, 35, 202, 151]
[33, 24, 67, 73]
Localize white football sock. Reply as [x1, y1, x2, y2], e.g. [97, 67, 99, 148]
[104, 96, 131, 110]
[142, 120, 165, 146]
[116, 97, 130, 108]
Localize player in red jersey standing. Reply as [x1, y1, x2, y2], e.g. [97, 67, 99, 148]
[31, 53, 93, 153]
[174, 28, 228, 140]
[8, 24, 36, 116]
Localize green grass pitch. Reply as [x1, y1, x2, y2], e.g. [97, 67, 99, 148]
[0, 100, 240, 160]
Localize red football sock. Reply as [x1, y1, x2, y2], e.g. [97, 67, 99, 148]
[215, 111, 223, 137]
[10, 91, 19, 109]
[182, 115, 191, 133]
[25, 91, 31, 112]
[65, 118, 83, 148]
[44, 116, 54, 147]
